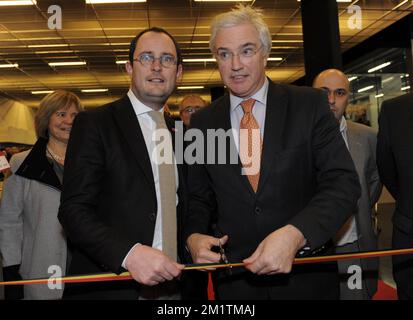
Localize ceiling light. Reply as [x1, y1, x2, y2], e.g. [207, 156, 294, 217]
[28, 44, 68, 48]
[182, 58, 216, 63]
[193, 0, 252, 2]
[48, 61, 86, 67]
[357, 85, 374, 93]
[272, 40, 303, 43]
[348, 76, 357, 82]
[116, 60, 128, 64]
[368, 62, 391, 73]
[31, 90, 54, 94]
[0, 1, 37, 6]
[177, 86, 205, 90]
[0, 63, 19, 68]
[401, 85, 411, 91]
[267, 57, 283, 61]
[375, 93, 384, 98]
[86, 0, 146, 3]
[392, 0, 408, 11]
[81, 89, 109, 93]
[382, 76, 394, 83]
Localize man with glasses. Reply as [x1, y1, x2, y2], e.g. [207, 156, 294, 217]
[184, 5, 360, 299]
[59, 27, 186, 299]
[179, 95, 207, 127]
[314, 69, 381, 300]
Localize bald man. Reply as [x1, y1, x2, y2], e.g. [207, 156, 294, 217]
[179, 95, 207, 127]
[314, 69, 382, 300]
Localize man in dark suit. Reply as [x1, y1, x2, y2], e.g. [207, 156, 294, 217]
[377, 92, 413, 300]
[58, 27, 185, 299]
[184, 5, 360, 299]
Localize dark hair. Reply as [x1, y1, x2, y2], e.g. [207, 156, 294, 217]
[129, 27, 182, 65]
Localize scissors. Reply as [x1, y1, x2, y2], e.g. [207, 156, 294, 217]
[218, 239, 232, 275]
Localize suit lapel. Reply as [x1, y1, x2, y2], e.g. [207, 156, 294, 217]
[257, 80, 288, 193]
[111, 95, 155, 189]
[215, 93, 256, 195]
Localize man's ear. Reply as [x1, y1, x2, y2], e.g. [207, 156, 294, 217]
[125, 61, 133, 77]
[176, 64, 183, 81]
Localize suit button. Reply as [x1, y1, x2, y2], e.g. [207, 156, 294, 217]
[149, 213, 156, 222]
[254, 207, 262, 215]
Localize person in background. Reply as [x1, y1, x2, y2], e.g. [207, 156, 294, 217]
[314, 69, 381, 300]
[0, 90, 83, 299]
[184, 5, 360, 300]
[377, 92, 413, 300]
[179, 95, 207, 127]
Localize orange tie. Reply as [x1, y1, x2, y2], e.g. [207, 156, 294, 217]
[239, 98, 262, 192]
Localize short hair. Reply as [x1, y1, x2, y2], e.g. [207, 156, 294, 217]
[179, 95, 207, 111]
[209, 4, 271, 57]
[35, 90, 84, 139]
[129, 27, 182, 65]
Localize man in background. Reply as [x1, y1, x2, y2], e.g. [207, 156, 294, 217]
[179, 95, 207, 127]
[314, 68, 381, 299]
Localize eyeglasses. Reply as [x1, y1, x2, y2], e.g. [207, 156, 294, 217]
[215, 45, 263, 62]
[133, 53, 177, 68]
[181, 106, 202, 114]
[320, 87, 348, 98]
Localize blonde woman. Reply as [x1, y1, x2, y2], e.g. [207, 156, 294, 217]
[0, 90, 83, 299]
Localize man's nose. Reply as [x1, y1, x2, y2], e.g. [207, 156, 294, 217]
[231, 53, 243, 71]
[328, 92, 336, 105]
[151, 58, 162, 71]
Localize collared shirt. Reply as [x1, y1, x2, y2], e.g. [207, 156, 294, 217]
[122, 89, 178, 267]
[230, 78, 269, 153]
[335, 116, 358, 246]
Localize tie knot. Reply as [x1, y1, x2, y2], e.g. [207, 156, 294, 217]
[240, 98, 256, 114]
[147, 110, 166, 128]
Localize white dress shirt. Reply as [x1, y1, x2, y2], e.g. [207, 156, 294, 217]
[334, 116, 358, 246]
[230, 78, 269, 153]
[122, 89, 178, 268]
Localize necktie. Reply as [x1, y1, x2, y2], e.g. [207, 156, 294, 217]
[239, 98, 262, 192]
[147, 110, 177, 261]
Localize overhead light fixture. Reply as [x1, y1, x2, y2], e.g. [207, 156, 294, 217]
[368, 62, 391, 73]
[81, 89, 109, 93]
[401, 85, 411, 91]
[48, 61, 86, 67]
[382, 76, 394, 83]
[357, 85, 374, 93]
[31, 90, 54, 95]
[272, 40, 303, 43]
[177, 86, 205, 90]
[115, 60, 128, 64]
[0, 1, 37, 6]
[375, 93, 384, 98]
[0, 63, 19, 68]
[392, 0, 408, 11]
[267, 57, 283, 61]
[348, 76, 358, 82]
[86, 0, 146, 3]
[297, 0, 351, 2]
[28, 44, 68, 48]
[182, 58, 216, 63]
[193, 0, 252, 2]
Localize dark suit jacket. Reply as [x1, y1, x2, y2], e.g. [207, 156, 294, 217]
[58, 95, 187, 299]
[377, 93, 413, 299]
[184, 80, 361, 299]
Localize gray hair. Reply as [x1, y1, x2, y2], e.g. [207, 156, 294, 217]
[209, 4, 272, 57]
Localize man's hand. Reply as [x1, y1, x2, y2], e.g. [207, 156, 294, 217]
[186, 233, 229, 268]
[243, 225, 306, 275]
[125, 244, 184, 286]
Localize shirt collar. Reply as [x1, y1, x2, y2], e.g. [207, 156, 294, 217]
[230, 77, 269, 113]
[127, 89, 164, 116]
[339, 115, 347, 134]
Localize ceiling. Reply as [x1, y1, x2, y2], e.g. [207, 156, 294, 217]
[0, 0, 412, 108]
